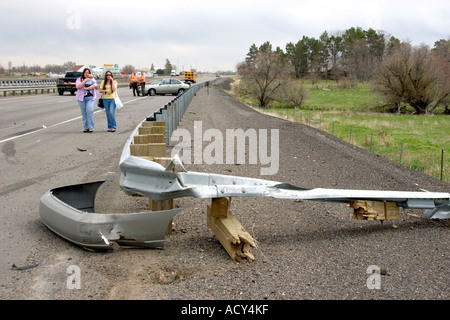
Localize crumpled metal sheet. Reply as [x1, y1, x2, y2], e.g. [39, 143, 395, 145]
[39, 180, 180, 250]
[424, 203, 450, 219]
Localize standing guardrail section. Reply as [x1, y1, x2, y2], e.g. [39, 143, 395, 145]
[0, 79, 57, 96]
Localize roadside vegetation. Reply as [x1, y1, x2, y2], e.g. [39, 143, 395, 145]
[229, 78, 449, 182]
[231, 28, 450, 182]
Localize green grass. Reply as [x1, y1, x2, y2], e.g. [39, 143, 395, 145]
[230, 79, 450, 182]
[302, 80, 381, 112]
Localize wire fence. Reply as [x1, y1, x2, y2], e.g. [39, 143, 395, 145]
[271, 109, 449, 183]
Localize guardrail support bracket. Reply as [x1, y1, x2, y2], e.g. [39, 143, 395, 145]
[350, 200, 400, 220]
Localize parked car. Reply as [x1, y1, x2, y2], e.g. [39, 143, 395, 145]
[147, 78, 190, 96]
[149, 79, 163, 85]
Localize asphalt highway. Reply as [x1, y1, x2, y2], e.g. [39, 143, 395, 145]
[0, 86, 174, 288]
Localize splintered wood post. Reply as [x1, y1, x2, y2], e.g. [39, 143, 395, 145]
[207, 197, 257, 262]
[350, 200, 400, 221]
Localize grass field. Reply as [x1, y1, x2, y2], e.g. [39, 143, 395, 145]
[230, 79, 450, 182]
[302, 81, 381, 112]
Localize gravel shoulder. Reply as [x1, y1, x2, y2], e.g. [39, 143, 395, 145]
[1, 78, 449, 302]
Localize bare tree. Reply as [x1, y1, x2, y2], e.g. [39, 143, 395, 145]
[374, 43, 450, 114]
[238, 51, 293, 108]
[62, 61, 76, 72]
[276, 80, 309, 109]
[122, 64, 135, 74]
[164, 59, 172, 75]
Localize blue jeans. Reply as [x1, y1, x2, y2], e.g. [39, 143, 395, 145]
[103, 98, 117, 130]
[78, 96, 95, 130]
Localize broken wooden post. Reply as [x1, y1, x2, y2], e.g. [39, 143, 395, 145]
[350, 200, 400, 221]
[206, 197, 257, 262]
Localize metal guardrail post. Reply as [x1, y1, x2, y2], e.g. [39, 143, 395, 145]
[155, 106, 169, 145]
[178, 94, 184, 125]
[169, 99, 176, 140]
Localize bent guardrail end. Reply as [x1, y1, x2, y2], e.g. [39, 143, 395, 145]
[39, 180, 181, 250]
[424, 204, 450, 219]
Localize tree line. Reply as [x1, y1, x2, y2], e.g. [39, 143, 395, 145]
[0, 61, 81, 75]
[0, 59, 176, 76]
[237, 27, 450, 114]
[122, 58, 184, 76]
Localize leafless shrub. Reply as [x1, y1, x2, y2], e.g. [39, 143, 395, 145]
[276, 80, 309, 109]
[238, 51, 293, 108]
[373, 43, 450, 114]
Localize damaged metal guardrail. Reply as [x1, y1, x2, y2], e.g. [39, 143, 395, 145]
[39, 181, 180, 250]
[119, 154, 450, 219]
[39, 79, 450, 254]
[39, 81, 212, 250]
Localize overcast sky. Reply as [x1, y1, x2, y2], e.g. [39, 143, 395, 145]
[1, 0, 449, 72]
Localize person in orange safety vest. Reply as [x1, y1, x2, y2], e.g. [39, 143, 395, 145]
[139, 72, 146, 96]
[130, 72, 140, 96]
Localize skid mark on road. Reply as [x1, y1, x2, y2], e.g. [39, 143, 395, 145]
[1, 141, 19, 164]
[0, 159, 99, 197]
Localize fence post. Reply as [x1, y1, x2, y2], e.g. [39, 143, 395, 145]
[400, 140, 404, 164]
[370, 131, 373, 152]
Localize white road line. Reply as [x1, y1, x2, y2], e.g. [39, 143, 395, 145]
[0, 114, 83, 144]
[0, 129, 47, 144]
[123, 97, 146, 104]
[0, 97, 146, 144]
